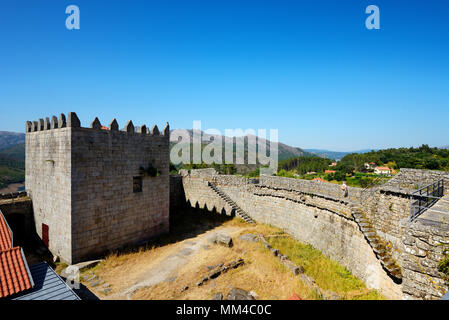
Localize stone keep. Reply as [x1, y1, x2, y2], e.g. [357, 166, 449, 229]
[25, 112, 170, 264]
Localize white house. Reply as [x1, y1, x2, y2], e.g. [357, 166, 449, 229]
[374, 166, 391, 175]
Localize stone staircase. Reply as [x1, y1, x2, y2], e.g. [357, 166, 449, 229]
[349, 202, 402, 282]
[208, 182, 255, 224]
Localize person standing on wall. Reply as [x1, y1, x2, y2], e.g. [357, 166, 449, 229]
[341, 181, 348, 197]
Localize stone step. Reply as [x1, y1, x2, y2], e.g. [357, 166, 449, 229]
[209, 183, 255, 224]
[374, 249, 387, 257]
[358, 222, 371, 228]
[372, 243, 384, 252]
[360, 226, 374, 233]
[364, 231, 376, 237]
[389, 268, 402, 277]
[380, 257, 396, 268]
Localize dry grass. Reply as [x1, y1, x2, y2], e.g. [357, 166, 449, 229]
[80, 207, 385, 300]
[131, 227, 317, 300]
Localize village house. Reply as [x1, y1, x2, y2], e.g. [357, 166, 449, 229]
[374, 166, 392, 175]
[364, 162, 376, 170]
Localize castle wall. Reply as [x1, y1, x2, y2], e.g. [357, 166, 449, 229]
[70, 127, 170, 263]
[182, 176, 234, 215]
[399, 219, 449, 299]
[364, 188, 411, 262]
[362, 186, 449, 299]
[25, 127, 72, 261]
[181, 171, 402, 299]
[181, 169, 449, 299]
[385, 168, 449, 192]
[25, 113, 170, 264]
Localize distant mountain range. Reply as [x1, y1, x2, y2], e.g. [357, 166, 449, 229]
[0, 130, 312, 177]
[0, 132, 26, 189]
[304, 148, 378, 160]
[170, 129, 312, 162]
[1, 129, 448, 165]
[0, 131, 25, 150]
[0, 129, 312, 163]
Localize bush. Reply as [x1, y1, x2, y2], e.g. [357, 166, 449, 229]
[438, 247, 449, 280]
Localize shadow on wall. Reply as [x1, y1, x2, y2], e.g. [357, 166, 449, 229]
[167, 201, 234, 243]
[94, 203, 234, 260]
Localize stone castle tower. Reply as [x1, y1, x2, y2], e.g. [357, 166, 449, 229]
[25, 112, 170, 264]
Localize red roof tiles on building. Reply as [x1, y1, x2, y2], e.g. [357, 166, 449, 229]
[0, 210, 33, 298]
[287, 292, 302, 300]
[0, 247, 33, 298]
[0, 211, 12, 251]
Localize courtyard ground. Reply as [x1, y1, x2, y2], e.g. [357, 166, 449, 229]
[75, 207, 385, 300]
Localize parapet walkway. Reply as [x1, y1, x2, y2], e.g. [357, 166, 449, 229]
[417, 195, 449, 226]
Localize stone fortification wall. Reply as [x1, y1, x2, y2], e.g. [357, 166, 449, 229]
[178, 169, 449, 299]
[386, 168, 449, 192]
[181, 170, 402, 299]
[26, 112, 170, 264]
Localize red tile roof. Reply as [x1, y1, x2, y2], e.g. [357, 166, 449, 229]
[287, 292, 302, 300]
[325, 170, 336, 174]
[0, 247, 33, 298]
[376, 166, 391, 171]
[0, 210, 33, 298]
[313, 177, 326, 182]
[0, 211, 12, 251]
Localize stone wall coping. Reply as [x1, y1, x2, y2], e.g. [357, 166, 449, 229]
[0, 191, 27, 200]
[26, 112, 170, 137]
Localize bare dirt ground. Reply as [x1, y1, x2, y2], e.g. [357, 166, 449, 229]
[115, 226, 242, 299]
[77, 207, 383, 300]
[0, 182, 24, 194]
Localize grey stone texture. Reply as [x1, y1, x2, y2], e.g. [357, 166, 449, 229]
[25, 113, 170, 264]
[385, 168, 449, 193]
[179, 168, 449, 300]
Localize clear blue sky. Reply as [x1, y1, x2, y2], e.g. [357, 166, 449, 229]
[0, 0, 448, 151]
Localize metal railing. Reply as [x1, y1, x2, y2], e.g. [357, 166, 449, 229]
[409, 180, 445, 221]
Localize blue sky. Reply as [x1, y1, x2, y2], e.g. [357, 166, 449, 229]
[0, 0, 448, 151]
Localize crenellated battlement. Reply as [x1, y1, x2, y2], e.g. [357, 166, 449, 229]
[25, 112, 170, 138]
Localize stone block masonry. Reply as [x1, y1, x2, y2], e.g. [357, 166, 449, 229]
[26, 112, 170, 264]
[386, 168, 449, 193]
[181, 169, 402, 299]
[178, 168, 449, 299]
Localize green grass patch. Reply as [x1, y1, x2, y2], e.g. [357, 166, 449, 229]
[265, 231, 385, 300]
